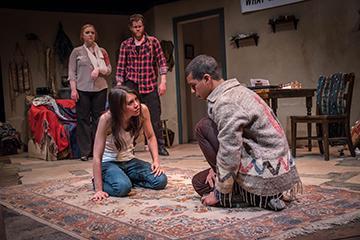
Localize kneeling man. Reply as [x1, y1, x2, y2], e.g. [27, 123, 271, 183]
[186, 55, 301, 210]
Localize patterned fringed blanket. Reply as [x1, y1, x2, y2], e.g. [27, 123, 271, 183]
[1, 167, 360, 239]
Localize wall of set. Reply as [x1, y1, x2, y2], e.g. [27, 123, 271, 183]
[0, 9, 129, 141]
[151, 0, 360, 144]
[1, 0, 360, 147]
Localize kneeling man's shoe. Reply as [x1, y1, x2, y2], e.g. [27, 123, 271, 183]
[158, 146, 169, 156]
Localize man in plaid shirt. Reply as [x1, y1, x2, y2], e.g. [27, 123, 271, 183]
[116, 14, 170, 156]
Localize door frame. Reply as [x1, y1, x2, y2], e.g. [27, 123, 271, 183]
[172, 8, 227, 143]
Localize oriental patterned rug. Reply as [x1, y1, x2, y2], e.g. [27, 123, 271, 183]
[1, 167, 360, 240]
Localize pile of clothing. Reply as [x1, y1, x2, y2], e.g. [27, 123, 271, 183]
[28, 95, 80, 159]
[0, 122, 22, 155]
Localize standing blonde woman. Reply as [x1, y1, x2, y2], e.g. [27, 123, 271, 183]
[68, 24, 111, 161]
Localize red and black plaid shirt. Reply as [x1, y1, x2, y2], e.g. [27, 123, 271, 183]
[116, 35, 168, 94]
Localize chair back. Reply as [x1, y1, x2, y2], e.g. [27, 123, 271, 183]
[343, 73, 355, 118]
[316, 72, 354, 116]
[315, 72, 355, 138]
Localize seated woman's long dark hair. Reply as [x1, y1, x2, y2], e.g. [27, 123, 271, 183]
[108, 86, 143, 151]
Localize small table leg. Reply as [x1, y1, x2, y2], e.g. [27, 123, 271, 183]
[271, 98, 278, 116]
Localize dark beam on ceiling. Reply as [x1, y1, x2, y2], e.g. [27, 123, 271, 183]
[0, 0, 179, 15]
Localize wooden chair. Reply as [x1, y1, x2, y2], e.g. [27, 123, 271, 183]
[291, 72, 356, 160]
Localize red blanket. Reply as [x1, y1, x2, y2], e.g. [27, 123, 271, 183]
[28, 99, 76, 153]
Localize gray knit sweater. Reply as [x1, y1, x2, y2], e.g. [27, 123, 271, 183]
[207, 79, 301, 199]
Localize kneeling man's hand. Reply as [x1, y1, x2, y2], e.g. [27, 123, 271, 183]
[201, 191, 219, 206]
[205, 168, 216, 188]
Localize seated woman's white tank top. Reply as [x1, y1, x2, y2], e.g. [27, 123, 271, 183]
[102, 129, 135, 162]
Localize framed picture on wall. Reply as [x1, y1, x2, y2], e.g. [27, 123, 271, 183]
[184, 44, 194, 59]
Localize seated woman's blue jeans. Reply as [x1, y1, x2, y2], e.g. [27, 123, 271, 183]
[101, 158, 167, 197]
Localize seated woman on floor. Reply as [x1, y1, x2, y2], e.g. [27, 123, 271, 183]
[91, 86, 167, 201]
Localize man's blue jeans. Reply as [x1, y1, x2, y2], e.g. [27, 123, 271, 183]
[101, 158, 167, 197]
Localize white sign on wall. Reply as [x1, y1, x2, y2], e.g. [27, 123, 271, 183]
[241, 0, 304, 13]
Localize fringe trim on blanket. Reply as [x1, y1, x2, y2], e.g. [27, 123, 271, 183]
[218, 180, 303, 209]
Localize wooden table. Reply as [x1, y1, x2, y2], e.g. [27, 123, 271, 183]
[255, 88, 316, 116]
[255, 88, 316, 150]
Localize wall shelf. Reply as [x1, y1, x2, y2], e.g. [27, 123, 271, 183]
[268, 15, 299, 33]
[231, 33, 259, 48]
